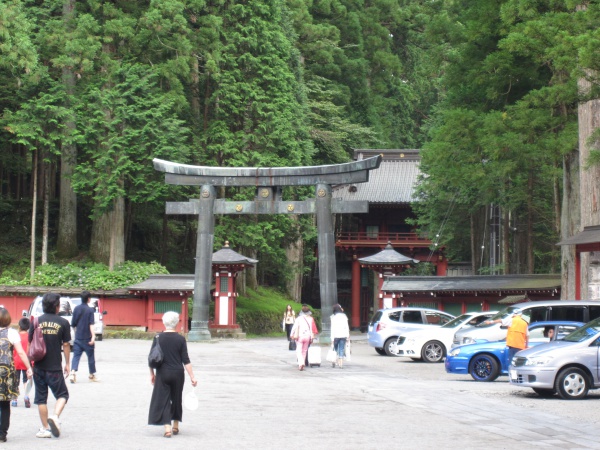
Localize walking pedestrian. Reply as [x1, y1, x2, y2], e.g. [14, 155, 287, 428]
[290, 304, 317, 371]
[148, 312, 198, 438]
[282, 305, 296, 341]
[69, 291, 99, 383]
[11, 317, 31, 408]
[0, 308, 32, 442]
[330, 304, 350, 369]
[29, 292, 71, 439]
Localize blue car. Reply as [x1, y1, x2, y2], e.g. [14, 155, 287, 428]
[445, 321, 585, 382]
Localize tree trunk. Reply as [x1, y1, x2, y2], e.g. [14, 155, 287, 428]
[90, 208, 111, 264]
[527, 171, 534, 274]
[30, 150, 38, 282]
[578, 74, 600, 299]
[246, 246, 258, 290]
[503, 208, 510, 274]
[561, 150, 580, 299]
[56, 0, 78, 259]
[285, 215, 303, 302]
[108, 196, 125, 270]
[41, 160, 50, 265]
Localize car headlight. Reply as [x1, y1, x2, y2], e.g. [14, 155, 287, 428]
[524, 356, 554, 366]
[449, 348, 461, 357]
[462, 337, 476, 345]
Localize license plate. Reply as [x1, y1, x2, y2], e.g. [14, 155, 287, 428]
[509, 369, 517, 380]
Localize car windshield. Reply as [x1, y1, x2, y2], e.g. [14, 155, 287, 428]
[442, 314, 472, 329]
[472, 306, 529, 328]
[562, 318, 600, 343]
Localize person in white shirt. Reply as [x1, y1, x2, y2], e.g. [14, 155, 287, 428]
[329, 304, 350, 369]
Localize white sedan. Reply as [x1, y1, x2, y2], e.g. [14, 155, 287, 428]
[391, 311, 497, 363]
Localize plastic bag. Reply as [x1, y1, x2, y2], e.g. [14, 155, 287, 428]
[184, 387, 199, 411]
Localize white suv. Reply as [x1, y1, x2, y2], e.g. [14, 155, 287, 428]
[24, 296, 106, 342]
[367, 307, 455, 356]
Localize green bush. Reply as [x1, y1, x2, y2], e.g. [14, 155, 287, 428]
[237, 309, 322, 335]
[0, 260, 169, 290]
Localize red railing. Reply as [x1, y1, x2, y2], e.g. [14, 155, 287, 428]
[336, 231, 431, 242]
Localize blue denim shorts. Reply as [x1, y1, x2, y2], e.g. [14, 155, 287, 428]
[333, 338, 347, 357]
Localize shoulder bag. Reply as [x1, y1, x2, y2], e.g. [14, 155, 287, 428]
[148, 334, 164, 368]
[28, 316, 47, 362]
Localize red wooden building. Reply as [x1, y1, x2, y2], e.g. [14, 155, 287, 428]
[333, 149, 448, 329]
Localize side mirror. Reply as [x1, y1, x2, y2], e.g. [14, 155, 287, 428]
[102, 310, 107, 315]
[22, 310, 28, 317]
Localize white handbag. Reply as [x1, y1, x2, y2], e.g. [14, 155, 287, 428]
[345, 340, 352, 362]
[326, 347, 337, 363]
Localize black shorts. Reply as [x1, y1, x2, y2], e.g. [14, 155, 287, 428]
[33, 368, 69, 405]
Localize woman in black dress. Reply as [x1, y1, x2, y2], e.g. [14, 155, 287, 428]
[148, 311, 198, 437]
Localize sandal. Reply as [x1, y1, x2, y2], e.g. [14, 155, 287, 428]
[172, 428, 179, 435]
[164, 431, 172, 438]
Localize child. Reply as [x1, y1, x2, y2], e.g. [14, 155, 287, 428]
[12, 317, 31, 408]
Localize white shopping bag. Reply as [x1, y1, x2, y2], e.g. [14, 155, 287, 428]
[184, 387, 199, 411]
[24, 379, 33, 396]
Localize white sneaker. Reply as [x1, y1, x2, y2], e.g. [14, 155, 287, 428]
[89, 374, 100, 382]
[69, 371, 76, 384]
[36, 428, 52, 438]
[48, 415, 61, 438]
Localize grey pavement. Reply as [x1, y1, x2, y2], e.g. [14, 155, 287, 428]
[6, 336, 600, 449]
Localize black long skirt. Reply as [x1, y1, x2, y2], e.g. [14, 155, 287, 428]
[148, 368, 185, 425]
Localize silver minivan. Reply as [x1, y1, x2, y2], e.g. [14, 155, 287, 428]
[452, 300, 600, 347]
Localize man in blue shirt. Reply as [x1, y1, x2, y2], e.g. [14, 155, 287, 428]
[69, 291, 98, 383]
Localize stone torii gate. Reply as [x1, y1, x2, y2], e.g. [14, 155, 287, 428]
[153, 156, 382, 342]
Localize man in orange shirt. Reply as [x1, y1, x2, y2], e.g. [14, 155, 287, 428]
[504, 309, 529, 363]
[486, 309, 529, 366]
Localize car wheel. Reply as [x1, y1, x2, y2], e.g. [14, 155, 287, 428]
[96, 334, 103, 342]
[532, 388, 556, 397]
[555, 367, 589, 400]
[384, 337, 399, 356]
[468, 354, 500, 382]
[421, 340, 445, 363]
[375, 348, 386, 356]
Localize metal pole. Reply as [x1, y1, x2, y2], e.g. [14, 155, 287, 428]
[315, 183, 336, 344]
[188, 185, 215, 342]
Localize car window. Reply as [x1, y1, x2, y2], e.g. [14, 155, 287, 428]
[589, 306, 600, 321]
[442, 314, 471, 329]
[58, 300, 73, 316]
[556, 325, 580, 340]
[549, 306, 585, 322]
[528, 326, 549, 343]
[369, 311, 383, 325]
[425, 312, 451, 325]
[563, 318, 600, 343]
[468, 314, 493, 326]
[402, 311, 423, 324]
[31, 301, 43, 316]
[526, 307, 547, 323]
[388, 311, 401, 322]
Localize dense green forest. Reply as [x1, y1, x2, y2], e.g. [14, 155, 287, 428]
[0, 0, 599, 290]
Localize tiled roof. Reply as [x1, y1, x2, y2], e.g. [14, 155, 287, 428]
[332, 150, 420, 204]
[358, 242, 419, 265]
[381, 275, 561, 293]
[212, 243, 258, 265]
[129, 274, 194, 292]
